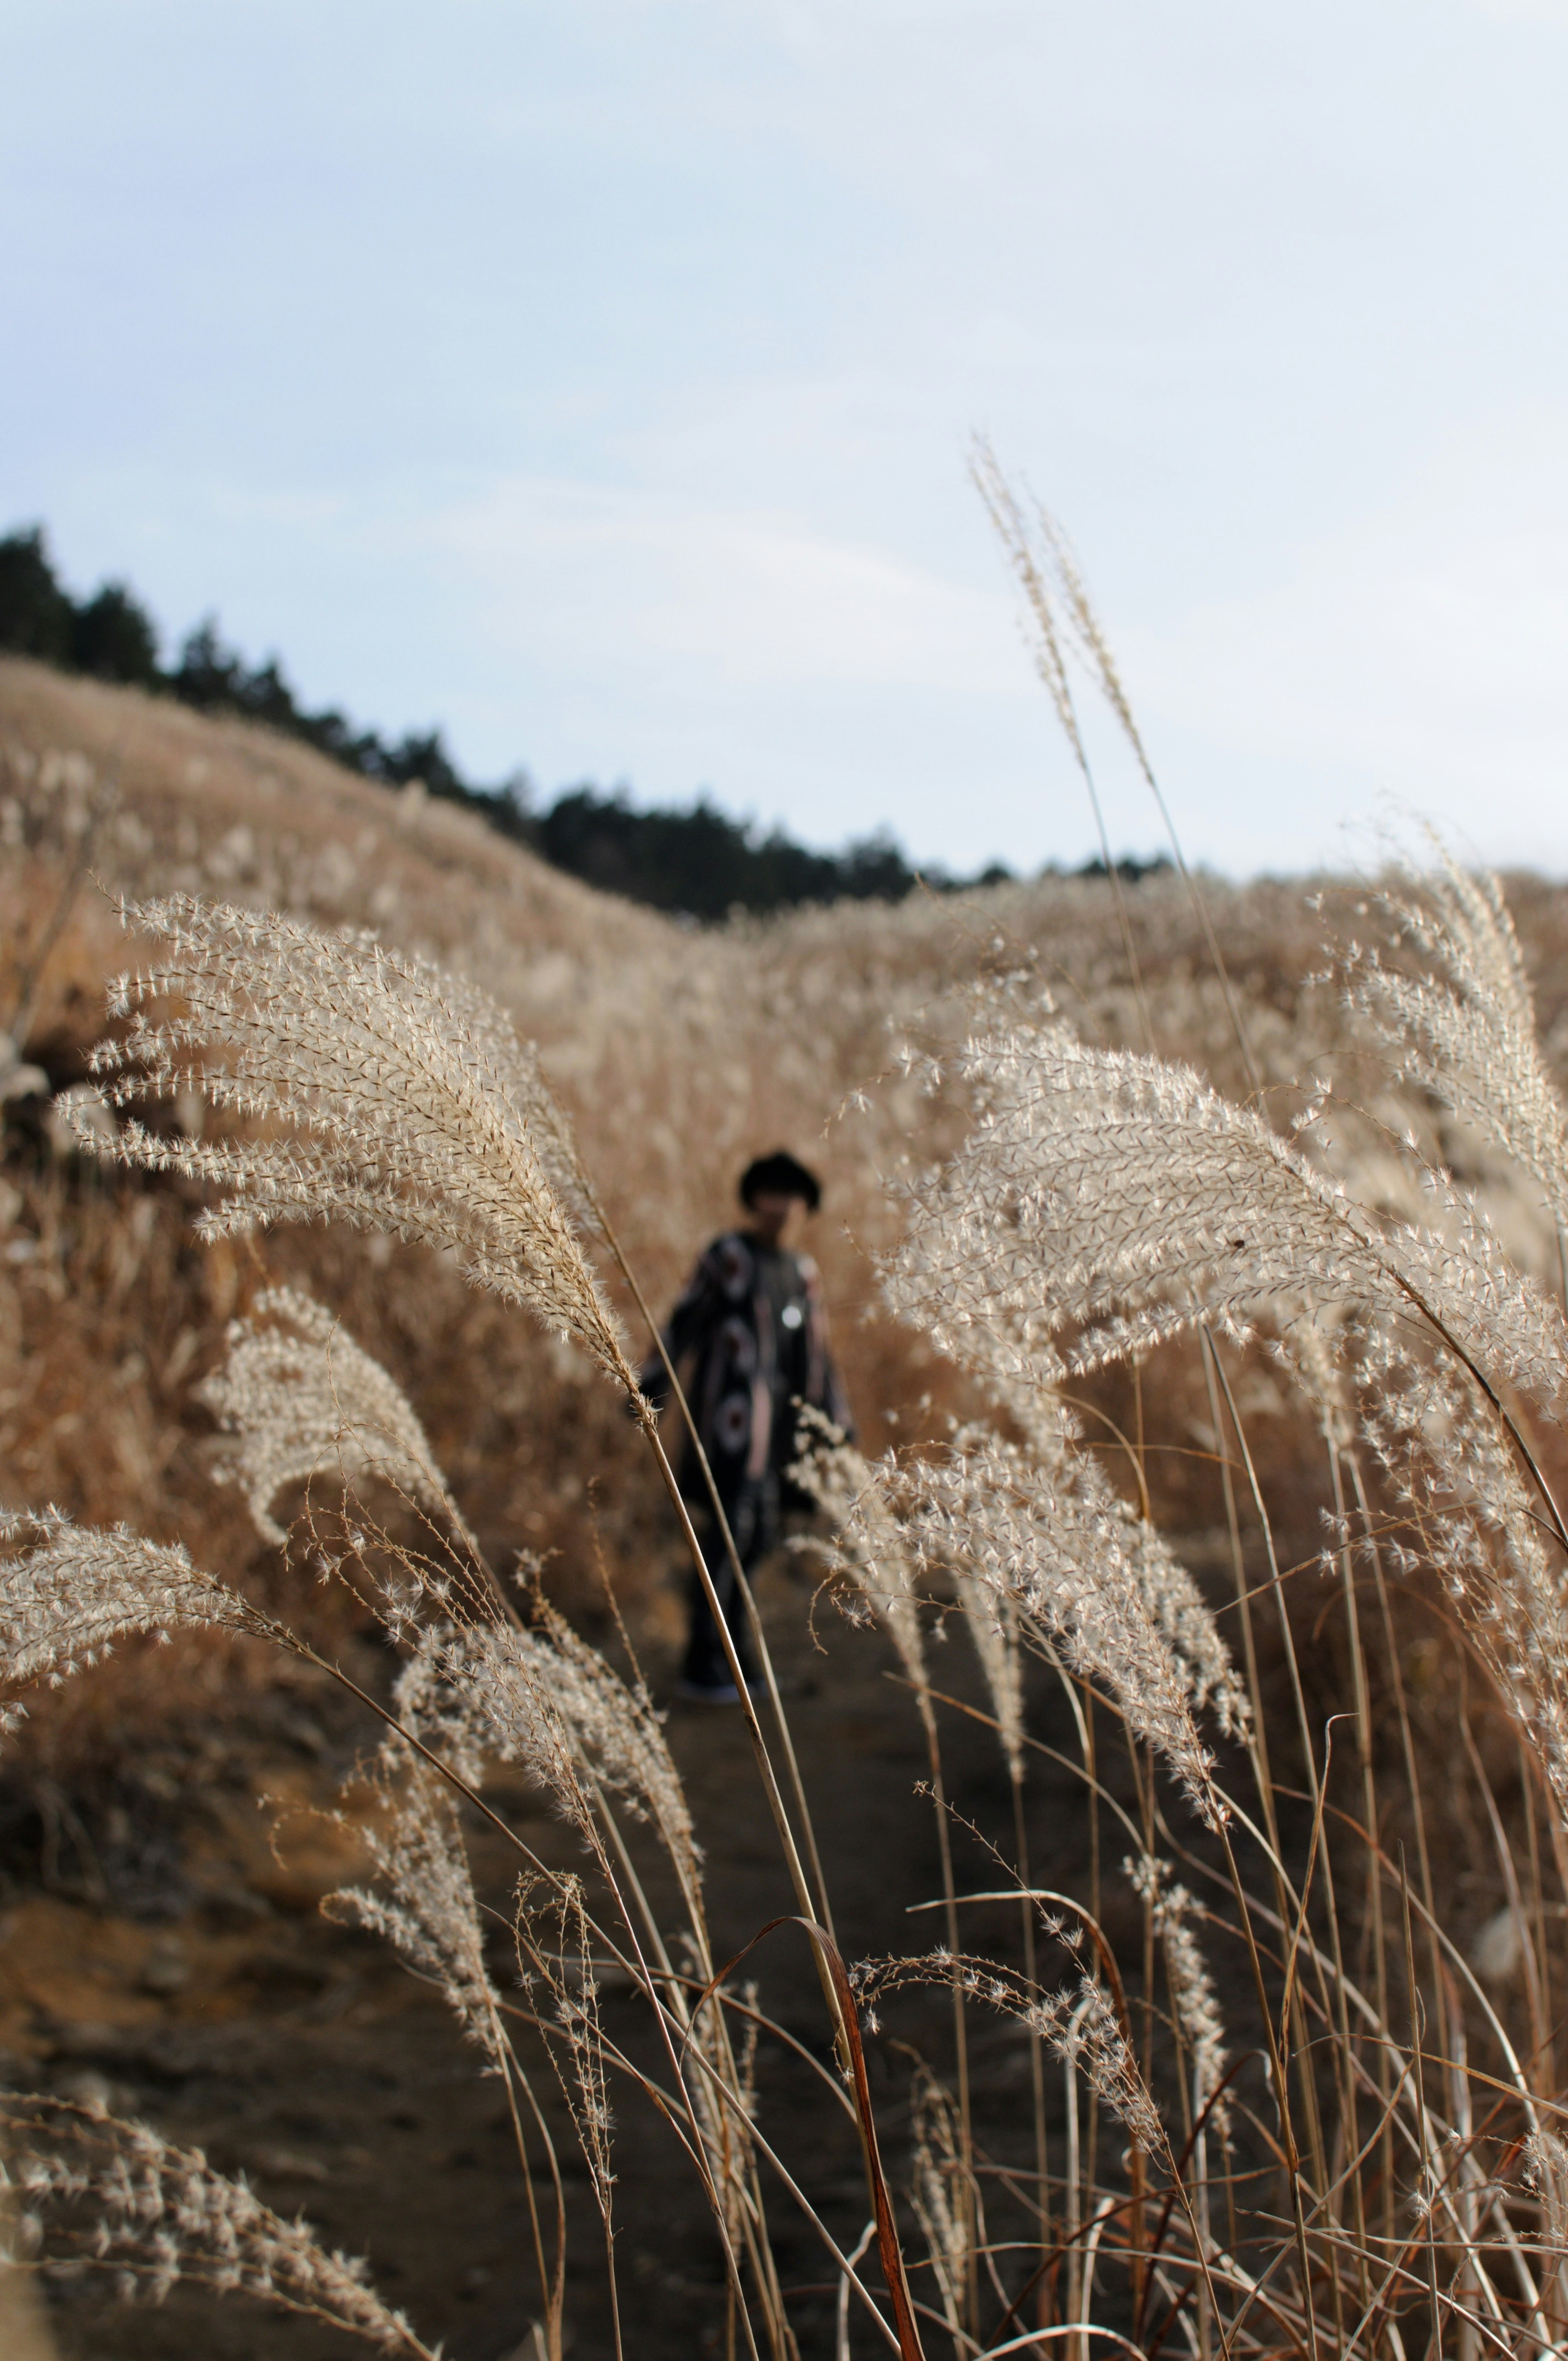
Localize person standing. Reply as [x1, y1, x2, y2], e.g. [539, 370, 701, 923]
[638, 1151, 854, 1702]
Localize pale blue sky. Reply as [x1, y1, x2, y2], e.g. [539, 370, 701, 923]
[5, 1, 1568, 874]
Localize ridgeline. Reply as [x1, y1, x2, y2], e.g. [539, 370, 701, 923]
[0, 525, 1166, 918]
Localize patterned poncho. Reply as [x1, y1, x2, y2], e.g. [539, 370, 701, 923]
[639, 1229, 854, 1529]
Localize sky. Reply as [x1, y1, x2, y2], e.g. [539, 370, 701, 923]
[4, 0, 1568, 877]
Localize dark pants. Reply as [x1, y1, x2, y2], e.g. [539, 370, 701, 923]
[681, 1477, 774, 1691]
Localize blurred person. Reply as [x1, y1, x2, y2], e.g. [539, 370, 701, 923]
[637, 1150, 853, 1703]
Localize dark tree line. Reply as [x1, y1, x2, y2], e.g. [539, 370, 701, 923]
[0, 528, 488, 804]
[0, 523, 1165, 918]
[0, 528, 163, 690]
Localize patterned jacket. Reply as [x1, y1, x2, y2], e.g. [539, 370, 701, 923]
[638, 1229, 854, 1523]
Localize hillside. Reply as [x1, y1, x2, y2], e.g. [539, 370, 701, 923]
[6, 653, 1568, 1596]
[0, 526, 1009, 917]
[8, 661, 1568, 2358]
[7, 655, 1568, 1650]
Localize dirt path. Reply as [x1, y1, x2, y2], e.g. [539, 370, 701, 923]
[1, 1563, 1102, 2361]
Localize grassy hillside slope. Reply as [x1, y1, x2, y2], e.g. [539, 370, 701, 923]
[9, 663, 1568, 2361]
[5, 652, 1568, 1742]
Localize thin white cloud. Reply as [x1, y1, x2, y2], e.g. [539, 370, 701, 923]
[1127, 406, 1568, 869]
[1473, 1, 1568, 20]
[426, 477, 1027, 697]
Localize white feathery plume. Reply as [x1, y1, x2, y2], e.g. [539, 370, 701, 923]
[1272, 1311, 1358, 1455]
[1053, 1976, 1165, 2159]
[911, 1412, 1243, 1741]
[909, 2069, 969, 2339]
[1522, 2128, 1568, 2249]
[953, 1557, 1025, 1788]
[795, 1400, 1241, 1811]
[882, 1015, 1568, 1418]
[1360, 1336, 1568, 1820]
[201, 1287, 476, 1552]
[790, 1414, 927, 1693]
[393, 1612, 702, 1918]
[0, 1509, 267, 1730]
[488, 1608, 699, 1908]
[0, 2098, 431, 2352]
[325, 1757, 506, 2071]
[528, 1600, 702, 1907]
[67, 894, 635, 1389]
[381, 1627, 499, 1792]
[541, 1877, 615, 2217]
[856, 1951, 1165, 2159]
[887, 1430, 1236, 1819]
[1343, 836, 1568, 1243]
[1127, 1857, 1230, 2143]
[969, 441, 1090, 773]
[969, 442, 1264, 1096]
[971, 440, 1149, 798]
[1119, 1502, 1249, 1743]
[684, 1989, 758, 2259]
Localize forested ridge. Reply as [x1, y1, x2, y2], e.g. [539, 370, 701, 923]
[0, 524, 1169, 917]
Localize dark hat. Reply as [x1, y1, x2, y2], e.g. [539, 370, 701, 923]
[739, 1150, 822, 1212]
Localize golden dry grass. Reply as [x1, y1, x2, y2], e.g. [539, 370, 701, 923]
[8, 660, 1568, 2357]
[5, 653, 1567, 1760]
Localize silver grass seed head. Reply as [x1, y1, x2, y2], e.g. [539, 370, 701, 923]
[969, 439, 1091, 775]
[953, 1562, 1025, 1785]
[392, 1612, 701, 1911]
[538, 1876, 615, 2214]
[791, 1417, 928, 1693]
[909, 2068, 969, 2331]
[882, 1013, 1568, 1424]
[70, 894, 636, 1394]
[1342, 833, 1568, 1245]
[200, 1287, 472, 1553]
[0, 2097, 423, 2349]
[526, 1601, 699, 1891]
[0, 1510, 266, 1715]
[1055, 1977, 1165, 2156]
[880, 1430, 1236, 1819]
[1127, 1855, 1231, 2141]
[1359, 1337, 1568, 1822]
[858, 1946, 1165, 2158]
[326, 1759, 506, 2071]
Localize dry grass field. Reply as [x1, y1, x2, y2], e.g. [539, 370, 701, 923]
[4, 653, 1568, 2361]
[4, 651, 1449, 1673]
